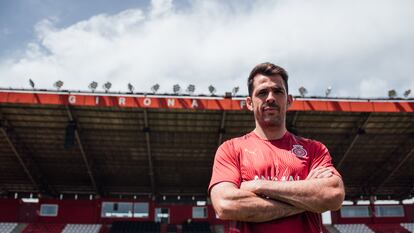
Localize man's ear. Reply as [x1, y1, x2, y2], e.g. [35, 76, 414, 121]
[287, 94, 293, 109]
[246, 96, 253, 111]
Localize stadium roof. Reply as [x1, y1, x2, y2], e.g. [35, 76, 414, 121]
[0, 89, 413, 200]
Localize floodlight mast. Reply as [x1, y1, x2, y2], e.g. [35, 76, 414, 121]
[103, 82, 112, 93]
[151, 84, 160, 94]
[186, 84, 195, 95]
[29, 79, 35, 89]
[173, 84, 181, 94]
[208, 85, 216, 96]
[299, 86, 307, 97]
[404, 89, 411, 98]
[128, 83, 134, 93]
[325, 86, 332, 97]
[232, 86, 239, 96]
[88, 81, 98, 92]
[53, 80, 64, 91]
[388, 89, 397, 99]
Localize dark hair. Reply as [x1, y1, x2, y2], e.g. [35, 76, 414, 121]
[247, 62, 289, 97]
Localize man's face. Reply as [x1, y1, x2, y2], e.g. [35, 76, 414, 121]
[246, 74, 292, 128]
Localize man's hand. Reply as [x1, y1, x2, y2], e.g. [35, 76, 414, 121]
[239, 168, 344, 213]
[306, 167, 333, 180]
[210, 182, 304, 222]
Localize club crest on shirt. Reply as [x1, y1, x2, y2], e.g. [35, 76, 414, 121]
[291, 145, 307, 158]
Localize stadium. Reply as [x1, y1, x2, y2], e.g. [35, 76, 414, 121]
[0, 88, 413, 233]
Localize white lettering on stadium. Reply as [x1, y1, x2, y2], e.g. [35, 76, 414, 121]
[68, 95, 76, 104]
[65, 96, 207, 109]
[167, 99, 175, 107]
[192, 99, 198, 108]
[143, 98, 151, 106]
[119, 97, 126, 106]
[240, 100, 246, 109]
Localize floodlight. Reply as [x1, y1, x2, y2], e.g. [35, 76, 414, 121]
[103, 82, 112, 92]
[88, 81, 98, 92]
[325, 86, 332, 97]
[232, 86, 239, 96]
[404, 89, 411, 98]
[53, 80, 63, 90]
[186, 84, 195, 94]
[151, 84, 160, 94]
[128, 83, 134, 93]
[173, 84, 181, 94]
[388, 89, 397, 98]
[29, 79, 35, 89]
[298, 86, 307, 97]
[208, 85, 216, 95]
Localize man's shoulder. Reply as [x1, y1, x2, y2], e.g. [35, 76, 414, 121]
[219, 132, 256, 151]
[224, 132, 256, 144]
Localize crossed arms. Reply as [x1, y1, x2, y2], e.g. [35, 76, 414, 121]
[210, 167, 345, 222]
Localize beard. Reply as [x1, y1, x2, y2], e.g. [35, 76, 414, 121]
[256, 102, 284, 127]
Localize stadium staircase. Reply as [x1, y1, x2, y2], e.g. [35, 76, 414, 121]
[401, 223, 414, 233]
[333, 224, 374, 233]
[62, 224, 102, 233]
[22, 223, 65, 233]
[0, 222, 18, 233]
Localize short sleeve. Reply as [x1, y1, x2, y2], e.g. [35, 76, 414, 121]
[309, 141, 342, 178]
[208, 140, 242, 194]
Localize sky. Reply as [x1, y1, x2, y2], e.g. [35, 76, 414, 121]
[0, 0, 413, 98]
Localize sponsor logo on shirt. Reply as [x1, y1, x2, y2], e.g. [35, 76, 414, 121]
[291, 145, 308, 158]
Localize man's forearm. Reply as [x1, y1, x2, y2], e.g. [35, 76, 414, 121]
[211, 182, 304, 222]
[242, 176, 345, 213]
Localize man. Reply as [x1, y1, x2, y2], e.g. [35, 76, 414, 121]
[209, 62, 345, 233]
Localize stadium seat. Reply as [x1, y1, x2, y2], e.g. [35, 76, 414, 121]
[334, 224, 374, 233]
[62, 224, 102, 233]
[0, 222, 18, 233]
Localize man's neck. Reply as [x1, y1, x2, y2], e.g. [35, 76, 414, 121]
[253, 125, 287, 140]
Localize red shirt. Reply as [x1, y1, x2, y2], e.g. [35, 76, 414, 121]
[209, 131, 340, 233]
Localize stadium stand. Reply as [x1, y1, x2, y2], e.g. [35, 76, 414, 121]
[401, 223, 414, 232]
[368, 223, 410, 233]
[334, 224, 374, 233]
[22, 223, 65, 233]
[62, 224, 102, 233]
[182, 222, 211, 233]
[0, 222, 18, 233]
[109, 221, 160, 233]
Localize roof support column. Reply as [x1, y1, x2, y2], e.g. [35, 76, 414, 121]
[337, 113, 372, 170]
[217, 111, 226, 147]
[143, 109, 156, 196]
[65, 106, 100, 195]
[0, 112, 56, 196]
[375, 144, 414, 193]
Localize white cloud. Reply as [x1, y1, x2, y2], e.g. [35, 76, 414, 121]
[0, 0, 413, 97]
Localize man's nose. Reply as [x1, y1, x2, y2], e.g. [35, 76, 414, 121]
[266, 92, 276, 103]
